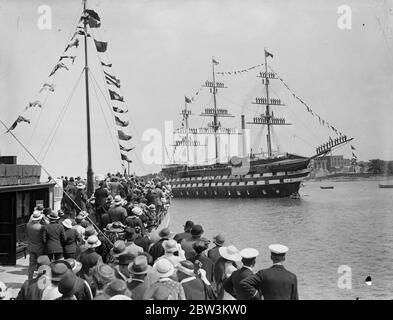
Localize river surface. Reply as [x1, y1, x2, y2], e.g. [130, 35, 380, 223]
[168, 179, 393, 300]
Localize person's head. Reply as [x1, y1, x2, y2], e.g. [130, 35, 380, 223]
[218, 245, 242, 263]
[104, 279, 130, 299]
[62, 218, 73, 230]
[153, 258, 175, 278]
[190, 225, 204, 238]
[128, 255, 149, 279]
[125, 227, 137, 242]
[213, 234, 225, 247]
[269, 244, 288, 264]
[92, 263, 116, 290]
[183, 220, 194, 232]
[138, 252, 154, 266]
[158, 227, 172, 239]
[240, 248, 259, 268]
[162, 239, 178, 255]
[37, 255, 51, 268]
[58, 270, 77, 298]
[50, 260, 71, 284]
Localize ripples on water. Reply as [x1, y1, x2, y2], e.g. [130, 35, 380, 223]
[169, 179, 393, 299]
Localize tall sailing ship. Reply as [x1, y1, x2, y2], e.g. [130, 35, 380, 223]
[162, 51, 354, 198]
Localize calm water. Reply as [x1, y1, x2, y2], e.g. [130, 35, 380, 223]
[169, 179, 393, 300]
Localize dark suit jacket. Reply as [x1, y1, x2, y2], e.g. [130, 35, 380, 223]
[42, 222, 66, 254]
[63, 228, 82, 254]
[108, 205, 127, 223]
[173, 231, 192, 243]
[190, 253, 214, 283]
[148, 238, 167, 262]
[27, 221, 44, 254]
[223, 266, 253, 300]
[181, 278, 206, 300]
[239, 265, 298, 300]
[207, 246, 221, 264]
[127, 279, 148, 300]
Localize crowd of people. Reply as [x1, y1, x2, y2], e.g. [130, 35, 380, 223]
[1, 173, 299, 300]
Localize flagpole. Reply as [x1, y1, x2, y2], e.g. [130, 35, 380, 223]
[83, 0, 94, 197]
[184, 99, 190, 164]
[264, 49, 272, 158]
[212, 58, 219, 163]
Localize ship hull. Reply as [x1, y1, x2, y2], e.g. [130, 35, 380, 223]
[165, 156, 311, 199]
[171, 181, 302, 198]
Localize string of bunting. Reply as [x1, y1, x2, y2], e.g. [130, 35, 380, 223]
[89, 10, 133, 166]
[4, 11, 92, 133]
[269, 66, 347, 138]
[216, 63, 264, 76]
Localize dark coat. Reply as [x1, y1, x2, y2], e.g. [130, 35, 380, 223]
[181, 277, 206, 300]
[190, 253, 214, 283]
[73, 276, 93, 300]
[63, 228, 82, 254]
[207, 246, 221, 264]
[42, 222, 66, 254]
[94, 187, 109, 209]
[108, 205, 127, 223]
[127, 279, 148, 300]
[223, 266, 253, 300]
[26, 221, 44, 254]
[15, 276, 45, 300]
[134, 235, 152, 253]
[148, 238, 167, 262]
[239, 265, 298, 300]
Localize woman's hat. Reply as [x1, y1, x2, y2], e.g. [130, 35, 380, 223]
[50, 261, 69, 282]
[213, 234, 225, 246]
[58, 271, 77, 296]
[191, 225, 204, 237]
[62, 218, 73, 229]
[151, 286, 175, 300]
[75, 214, 84, 223]
[77, 182, 86, 189]
[104, 279, 129, 298]
[148, 204, 156, 210]
[118, 252, 136, 266]
[158, 227, 172, 238]
[112, 195, 123, 206]
[219, 245, 242, 262]
[31, 212, 43, 222]
[177, 260, 195, 277]
[109, 295, 132, 300]
[128, 255, 148, 275]
[86, 235, 102, 248]
[48, 210, 60, 220]
[153, 258, 175, 278]
[162, 239, 178, 253]
[93, 263, 116, 285]
[107, 221, 125, 233]
[110, 240, 126, 257]
[131, 206, 143, 216]
[84, 225, 97, 237]
[65, 258, 82, 274]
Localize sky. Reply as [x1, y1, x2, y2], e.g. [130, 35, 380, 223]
[1, 0, 393, 178]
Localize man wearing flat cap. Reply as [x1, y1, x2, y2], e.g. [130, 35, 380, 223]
[223, 248, 259, 300]
[240, 244, 298, 300]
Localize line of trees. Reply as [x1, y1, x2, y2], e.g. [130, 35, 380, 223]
[366, 159, 393, 175]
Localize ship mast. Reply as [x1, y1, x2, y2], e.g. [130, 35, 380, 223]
[211, 59, 219, 162]
[247, 49, 291, 158]
[264, 50, 272, 157]
[83, 0, 94, 196]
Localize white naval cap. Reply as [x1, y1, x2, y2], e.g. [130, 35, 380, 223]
[269, 244, 288, 255]
[240, 248, 259, 259]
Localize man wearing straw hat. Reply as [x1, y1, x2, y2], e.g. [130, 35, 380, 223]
[42, 209, 66, 261]
[208, 234, 225, 264]
[240, 244, 298, 300]
[26, 210, 45, 280]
